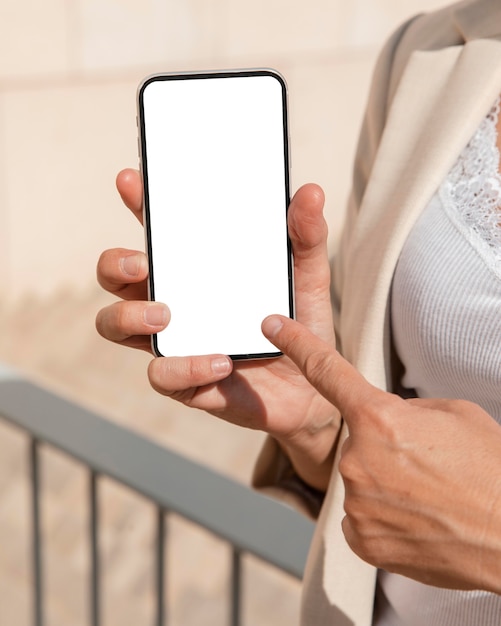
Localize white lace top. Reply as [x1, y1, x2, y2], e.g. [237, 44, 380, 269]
[375, 96, 501, 626]
[444, 96, 501, 268]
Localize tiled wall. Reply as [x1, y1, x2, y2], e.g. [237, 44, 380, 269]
[0, 0, 447, 299]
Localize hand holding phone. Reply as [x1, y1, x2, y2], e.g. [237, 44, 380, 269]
[137, 70, 293, 359]
[96, 170, 338, 489]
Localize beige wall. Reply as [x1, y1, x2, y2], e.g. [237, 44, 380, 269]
[0, 0, 448, 299]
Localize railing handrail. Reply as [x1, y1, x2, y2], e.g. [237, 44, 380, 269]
[0, 364, 314, 579]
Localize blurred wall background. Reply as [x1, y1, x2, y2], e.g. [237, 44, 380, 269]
[1, 0, 447, 300]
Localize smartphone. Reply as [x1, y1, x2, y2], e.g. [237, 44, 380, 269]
[137, 69, 293, 359]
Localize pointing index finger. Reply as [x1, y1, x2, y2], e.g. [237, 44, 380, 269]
[262, 315, 381, 423]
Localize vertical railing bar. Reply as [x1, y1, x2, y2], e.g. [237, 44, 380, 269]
[30, 438, 43, 626]
[155, 507, 167, 626]
[230, 547, 242, 626]
[90, 471, 100, 626]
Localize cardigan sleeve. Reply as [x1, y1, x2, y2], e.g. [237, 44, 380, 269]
[332, 14, 422, 342]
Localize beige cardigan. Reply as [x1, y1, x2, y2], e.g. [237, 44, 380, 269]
[253, 0, 501, 624]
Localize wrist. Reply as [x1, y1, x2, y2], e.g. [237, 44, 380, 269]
[275, 409, 341, 492]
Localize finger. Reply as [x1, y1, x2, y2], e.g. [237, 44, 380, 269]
[148, 355, 233, 399]
[97, 248, 149, 300]
[96, 300, 169, 344]
[287, 184, 332, 338]
[288, 184, 327, 262]
[341, 515, 360, 560]
[262, 315, 381, 421]
[116, 168, 143, 224]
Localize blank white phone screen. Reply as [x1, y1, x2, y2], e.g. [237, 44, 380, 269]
[139, 72, 292, 358]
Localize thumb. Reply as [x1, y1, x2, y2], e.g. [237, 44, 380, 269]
[262, 315, 380, 421]
[288, 184, 333, 340]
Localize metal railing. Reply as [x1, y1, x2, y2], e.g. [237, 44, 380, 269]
[0, 364, 314, 626]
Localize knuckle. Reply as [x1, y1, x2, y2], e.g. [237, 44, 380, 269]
[358, 394, 402, 444]
[343, 511, 382, 567]
[365, 394, 392, 422]
[113, 302, 130, 332]
[97, 247, 122, 274]
[338, 451, 362, 484]
[302, 350, 335, 385]
[342, 494, 360, 521]
[96, 302, 134, 342]
[352, 537, 380, 567]
[182, 357, 204, 381]
[148, 356, 205, 390]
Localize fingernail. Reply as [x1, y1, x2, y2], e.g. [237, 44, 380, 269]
[120, 255, 141, 277]
[262, 315, 284, 338]
[143, 304, 168, 327]
[211, 357, 231, 375]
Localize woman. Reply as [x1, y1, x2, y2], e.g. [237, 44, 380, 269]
[96, 0, 501, 623]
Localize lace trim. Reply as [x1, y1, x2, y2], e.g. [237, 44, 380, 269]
[440, 95, 501, 262]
